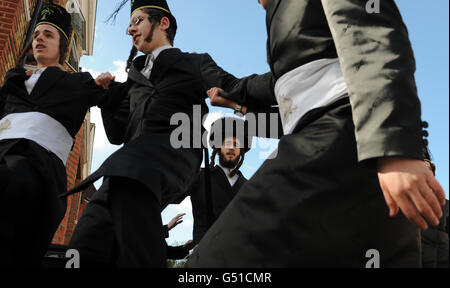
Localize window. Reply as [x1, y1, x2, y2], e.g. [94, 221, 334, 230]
[23, 0, 31, 22]
[67, 36, 79, 71]
[66, 0, 87, 51]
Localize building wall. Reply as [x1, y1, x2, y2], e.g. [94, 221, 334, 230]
[53, 120, 84, 244]
[0, 0, 97, 246]
[0, 0, 37, 85]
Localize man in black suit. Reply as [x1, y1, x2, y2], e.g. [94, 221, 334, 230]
[186, 0, 446, 267]
[0, 4, 110, 267]
[186, 117, 250, 246]
[66, 0, 272, 267]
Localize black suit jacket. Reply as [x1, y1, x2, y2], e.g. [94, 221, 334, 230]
[0, 66, 107, 238]
[188, 167, 247, 245]
[225, 0, 423, 164]
[1, 66, 108, 183]
[1, 67, 108, 137]
[67, 48, 259, 207]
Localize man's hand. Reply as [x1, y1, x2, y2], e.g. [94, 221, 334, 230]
[207, 87, 234, 108]
[183, 240, 195, 251]
[95, 72, 115, 90]
[167, 213, 186, 231]
[207, 87, 247, 114]
[377, 157, 446, 230]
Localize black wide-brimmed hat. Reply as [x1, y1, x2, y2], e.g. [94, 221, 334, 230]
[209, 117, 252, 153]
[130, 0, 177, 31]
[36, 4, 72, 42]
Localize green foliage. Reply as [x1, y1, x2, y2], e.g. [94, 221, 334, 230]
[167, 240, 189, 268]
[167, 259, 187, 268]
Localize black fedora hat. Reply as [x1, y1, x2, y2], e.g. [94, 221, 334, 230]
[130, 0, 177, 31]
[209, 117, 252, 153]
[37, 4, 72, 42]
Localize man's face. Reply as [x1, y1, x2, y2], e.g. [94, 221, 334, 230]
[258, 0, 268, 9]
[219, 137, 241, 168]
[127, 9, 169, 54]
[32, 24, 60, 66]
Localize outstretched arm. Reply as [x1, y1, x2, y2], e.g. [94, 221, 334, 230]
[100, 81, 131, 145]
[207, 87, 282, 139]
[82, 72, 128, 108]
[81, 71, 132, 145]
[200, 54, 277, 111]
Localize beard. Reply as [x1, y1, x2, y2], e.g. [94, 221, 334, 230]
[219, 151, 240, 169]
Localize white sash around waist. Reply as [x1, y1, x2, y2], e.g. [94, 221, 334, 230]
[0, 112, 73, 165]
[274, 58, 349, 135]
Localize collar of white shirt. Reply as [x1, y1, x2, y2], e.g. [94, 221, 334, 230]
[217, 163, 239, 187]
[152, 44, 173, 61]
[33, 67, 48, 75]
[141, 44, 173, 78]
[24, 67, 48, 94]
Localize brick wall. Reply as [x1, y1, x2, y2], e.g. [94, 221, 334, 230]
[52, 124, 84, 245]
[0, 0, 37, 85]
[0, 0, 80, 83]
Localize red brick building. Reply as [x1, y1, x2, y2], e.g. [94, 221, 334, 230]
[0, 0, 98, 245]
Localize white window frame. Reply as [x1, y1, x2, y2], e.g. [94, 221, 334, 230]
[23, 0, 31, 22]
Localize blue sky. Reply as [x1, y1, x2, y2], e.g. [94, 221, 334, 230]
[80, 0, 449, 245]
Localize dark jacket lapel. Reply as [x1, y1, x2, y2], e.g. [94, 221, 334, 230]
[29, 66, 66, 99]
[149, 48, 184, 84]
[3, 67, 28, 84]
[3, 68, 30, 101]
[267, 0, 282, 29]
[232, 173, 247, 196]
[266, 0, 282, 71]
[213, 166, 232, 190]
[129, 55, 155, 88]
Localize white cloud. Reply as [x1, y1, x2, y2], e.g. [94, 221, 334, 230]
[111, 60, 128, 82]
[90, 107, 112, 152]
[84, 68, 100, 79]
[174, 196, 193, 214]
[182, 218, 193, 229]
[94, 25, 100, 39]
[85, 60, 127, 82]
[244, 164, 255, 171]
[84, 60, 128, 154]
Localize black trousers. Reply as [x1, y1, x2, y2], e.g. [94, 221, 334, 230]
[186, 99, 421, 268]
[0, 163, 9, 192]
[69, 177, 167, 268]
[0, 156, 64, 267]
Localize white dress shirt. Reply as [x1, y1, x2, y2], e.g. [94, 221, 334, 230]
[24, 67, 47, 94]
